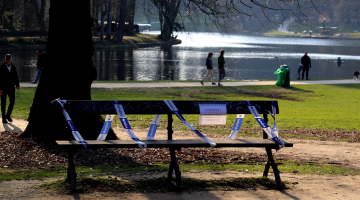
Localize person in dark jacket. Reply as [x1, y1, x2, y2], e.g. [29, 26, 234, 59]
[32, 50, 46, 84]
[217, 49, 226, 86]
[200, 52, 215, 85]
[0, 54, 20, 123]
[301, 51, 311, 80]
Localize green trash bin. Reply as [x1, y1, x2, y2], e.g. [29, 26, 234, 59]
[274, 64, 290, 87]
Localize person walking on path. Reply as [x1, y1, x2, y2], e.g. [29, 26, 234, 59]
[218, 49, 226, 86]
[0, 54, 20, 123]
[301, 51, 311, 80]
[32, 50, 46, 84]
[200, 52, 216, 85]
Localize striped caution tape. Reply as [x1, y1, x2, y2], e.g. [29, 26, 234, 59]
[113, 101, 147, 148]
[246, 101, 284, 148]
[54, 99, 89, 148]
[164, 100, 216, 147]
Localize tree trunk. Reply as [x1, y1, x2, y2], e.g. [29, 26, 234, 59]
[107, 0, 112, 36]
[39, 0, 46, 31]
[91, 0, 99, 36]
[23, 0, 30, 31]
[20, 0, 117, 141]
[100, 0, 107, 42]
[159, 1, 163, 36]
[125, 0, 135, 35]
[30, 0, 45, 31]
[153, 0, 181, 40]
[115, 0, 127, 43]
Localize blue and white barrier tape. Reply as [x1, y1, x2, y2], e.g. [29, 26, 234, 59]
[97, 115, 114, 140]
[113, 101, 147, 148]
[164, 100, 216, 147]
[271, 101, 278, 137]
[228, 114, 245, 139]
[146, 114, 162, 140]
[246, 101, 284, 148]
[54, 99, 89, 148]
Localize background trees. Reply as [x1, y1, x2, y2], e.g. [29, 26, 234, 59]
[5, 0, 359, 140]
[2, 0, 358, 37]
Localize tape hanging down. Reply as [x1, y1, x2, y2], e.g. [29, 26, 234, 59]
[54, 99, 89, 148]
[271, 101, 279, 137]
[113, 101, 147, 148]
[164, 100, 217, 147]
[228, 114, 245, 139]
[97, 115, 114, 140]
[246, 101, 284, 148]
[146, 114, 162, 140]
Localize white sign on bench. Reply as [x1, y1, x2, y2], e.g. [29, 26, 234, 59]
[199, 104, 227, 125]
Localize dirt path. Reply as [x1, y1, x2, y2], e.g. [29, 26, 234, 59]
[115, 127, 360, 170]
[1, 172, 359, 200]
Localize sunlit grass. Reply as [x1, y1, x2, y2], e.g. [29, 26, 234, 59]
[15, 84, 360, 132]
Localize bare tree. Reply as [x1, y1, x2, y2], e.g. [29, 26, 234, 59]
[91, 0, 100, 36]
[30, 0, 46, 31]
[100, 0, 107, 42]
[141, 0, 337, 39]
[115, 0, 127, 43]
[334, 0, 360, 25]
[107, 0, 113, 37]
[20, 0, 117, 140]
[126, 0, 135, 34]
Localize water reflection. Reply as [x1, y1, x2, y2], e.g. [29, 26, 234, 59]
[2, 32, 360, 81]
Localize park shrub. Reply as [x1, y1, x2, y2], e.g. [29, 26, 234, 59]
[320, 30, 332, 35]
[15, 37, 25, 43]
[37, 38, 47, 44]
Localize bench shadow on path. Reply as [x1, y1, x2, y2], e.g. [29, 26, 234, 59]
[2, 122, 23, 132]
[37, 143, 298, 200]
[280, 189, 301, 200]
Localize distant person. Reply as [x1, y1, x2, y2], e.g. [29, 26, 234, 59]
[301, 51, 311, 80]
[200, 52, 216, 85]
[0, 54, 20, 123]
[288, 27, 290, 33]
[217, 49, 226, 86]
[354, 71, 359, 80]
[32, 50, 46, 84]
[297, 63, 303, 80]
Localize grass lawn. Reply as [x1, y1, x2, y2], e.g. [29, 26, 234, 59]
[92, 33, 162, 45]
[14, 84, 360, 134]
[0, 34, 169, 47]
[264, 28, 305, 37]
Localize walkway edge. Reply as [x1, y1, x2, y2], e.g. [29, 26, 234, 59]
[20, 80, 360, 88]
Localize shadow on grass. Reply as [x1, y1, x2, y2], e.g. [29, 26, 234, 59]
[281, 86, 313, 93]
[324, 83, 360, 90]
[45, 176, 289, 194]
[219, 86, 313, 101]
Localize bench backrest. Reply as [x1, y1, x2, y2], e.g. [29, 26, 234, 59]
[56, 100, 279, 115]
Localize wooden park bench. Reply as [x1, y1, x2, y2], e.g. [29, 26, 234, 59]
[54, 100, 293, 191]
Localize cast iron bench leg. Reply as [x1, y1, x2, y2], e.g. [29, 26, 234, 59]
[167, 148, 182, 188]
[67, 149, 78, 192]
[263, 147, 282, 186]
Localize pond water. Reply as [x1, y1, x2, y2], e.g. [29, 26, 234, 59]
[2, 32, 360, 81]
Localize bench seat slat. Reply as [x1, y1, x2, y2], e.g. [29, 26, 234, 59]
[56, 139, 293, 149]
